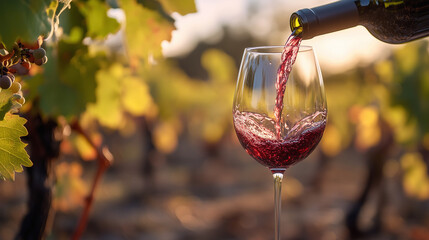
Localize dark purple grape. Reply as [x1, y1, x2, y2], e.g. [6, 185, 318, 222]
[7, 72, 15, 82]
[0, 75, 12, 89]
[9, 62, 30, 75]
[32, 48, 46, 59]
[34, 56, 48, 66]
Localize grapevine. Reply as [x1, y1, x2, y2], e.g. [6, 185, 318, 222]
[0, 0, 200, 238]
[0, 39, 48, 111]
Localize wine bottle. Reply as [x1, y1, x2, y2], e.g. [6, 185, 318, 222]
[290, 0, 429, 44]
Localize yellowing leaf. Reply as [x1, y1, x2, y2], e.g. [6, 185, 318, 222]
[385, 107, 417, 144]
[78, 0, 120, 39]
[153, 121, 177, 153]
[121, 0, 174, 63]
[0, 114, 31, 181]
[88, 64, 158, 130]
[401, 152, 429, 200]
[144, 59, 235, 144]
[158, 0, 196, 15]
[122, 76, 154, 116]
[359, 106, 378, 126]
[88, 64, 123, 128]
[73, 133, 101, 161]
[355, 106, 381, 150]
[201, 49, 237, 84]
[320, 124, 342, 157]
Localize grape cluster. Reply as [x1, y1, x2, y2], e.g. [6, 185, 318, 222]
[0, 67, 24, 105]
[0, 40, 48, 107]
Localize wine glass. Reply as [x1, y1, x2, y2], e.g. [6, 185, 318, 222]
[232, 45, 327, 239]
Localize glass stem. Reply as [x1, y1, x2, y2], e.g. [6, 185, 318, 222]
[273, 172, 284, 240]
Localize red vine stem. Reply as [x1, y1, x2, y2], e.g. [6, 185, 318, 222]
[70, 120, 113, 240]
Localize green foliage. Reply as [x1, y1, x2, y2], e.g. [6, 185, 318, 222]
[158, 0, 197, 15]
[400, 152, 429, 199]
[88, 63, 154, 129]
[322, 39, 429, 151]
[25, 0, 121, 119]
[136, 0, 174, 22]
[321, 39, 429, 199]
[144, 49, 236, 144]
[121, 0, 174, 63]
[136, 0, 196, 20]
[0, 114, 31, 180]
[78, 0, 121, 39]
[390, 41, 429, 137]
[0, 91, 14, 121]
[0, 0, 200, 182]
[88, 63, 124, 128]
[58, 1, 88, 43]
[0, 0, 53, 48]
[202, 49, 237, 84]
[35, 42, 102, 118]
[198, 49, 237, 143]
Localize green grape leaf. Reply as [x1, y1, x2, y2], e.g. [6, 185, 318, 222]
[78, 0, 120, 39]
[0, 91, 14, 121]
[37, 42, 100, 119]
[88, 63, 156, 129]
[39, 81, 83, 118]
[137, 0, 196, 16]
[390, 41, 429, 136]
[121, 76, 153, 116]
[121, 0, 174, 62]
[88, 64, 123, 128]
[0, 0, 52, 48]
[401, 152, 429, 199]
[136, 0, 174, 22]
[0, 114, 31, 181]
[58, 1, 88, 43]
[158, 0, 196, 15]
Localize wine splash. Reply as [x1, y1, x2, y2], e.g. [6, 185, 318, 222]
[233, 110, 326, 169]
[274, 32, 302, 138]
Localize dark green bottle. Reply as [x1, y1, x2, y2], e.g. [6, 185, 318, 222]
[290, 0, 429, 44]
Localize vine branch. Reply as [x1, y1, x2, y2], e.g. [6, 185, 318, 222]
[70, 120, 113, 240]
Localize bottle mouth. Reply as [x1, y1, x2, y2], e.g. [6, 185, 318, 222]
[290, 9, 317, 39]
[289, 1, 359, 40]
[290, 13, 304, 36]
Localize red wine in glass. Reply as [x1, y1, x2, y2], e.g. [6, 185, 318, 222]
[233, 110, 326, 171]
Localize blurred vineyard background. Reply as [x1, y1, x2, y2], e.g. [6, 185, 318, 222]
[1, 0, 429, 239]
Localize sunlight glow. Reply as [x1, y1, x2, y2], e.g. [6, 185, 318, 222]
[161, 0, 403, 74]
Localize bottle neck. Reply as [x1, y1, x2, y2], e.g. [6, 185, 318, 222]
[290, 0, 359, 39]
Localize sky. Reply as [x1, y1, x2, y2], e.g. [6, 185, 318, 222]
[161, 0, 398, 74]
